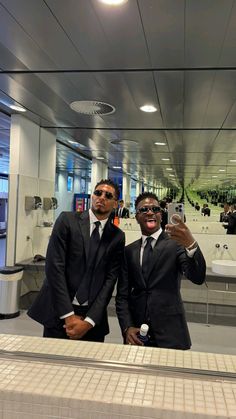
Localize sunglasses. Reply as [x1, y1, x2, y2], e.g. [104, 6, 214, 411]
[136, 206, 161, 214]
[93, 189, 115, 200]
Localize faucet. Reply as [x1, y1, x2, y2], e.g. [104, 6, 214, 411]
[223, 244, 228, 250]
[215, 243, 220, 248]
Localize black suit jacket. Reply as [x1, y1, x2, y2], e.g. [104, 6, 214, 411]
[219, 211, 231, 222]
[116, 232, 206, 349]
[117, 207, 129, 218]
[226, 211, 236, 234]
[28, 211, 125, 336]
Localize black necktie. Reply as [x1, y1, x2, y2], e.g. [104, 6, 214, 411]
[142, 237, 153, 282]
[76, 221, 101, 304]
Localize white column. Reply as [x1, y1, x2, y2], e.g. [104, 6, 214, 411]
[6, 115, 56, 265]
[122, 174, 131, 207]
[90, 159, 108, 194]
[136, 180, 142, 197]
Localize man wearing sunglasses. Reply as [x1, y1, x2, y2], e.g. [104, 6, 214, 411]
[28, 179, 125, 342]
[116, 191, 206, 350]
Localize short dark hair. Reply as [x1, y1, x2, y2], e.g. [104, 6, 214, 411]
[159, 200, 167, 209]
[94, 179, 120, 200]
[135, 192, 159, 209]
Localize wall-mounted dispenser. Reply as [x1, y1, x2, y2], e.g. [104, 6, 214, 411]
[51, 197, 58, 209]
[25, 196, 42, 211]
[43, 197, 58, 210]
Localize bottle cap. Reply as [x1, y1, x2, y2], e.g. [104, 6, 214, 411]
[140, 324, 149, 336]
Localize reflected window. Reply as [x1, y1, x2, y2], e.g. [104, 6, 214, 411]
[67, 175, 74, 192]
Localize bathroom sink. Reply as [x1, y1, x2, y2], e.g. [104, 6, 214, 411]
[212, 260, 236, 276]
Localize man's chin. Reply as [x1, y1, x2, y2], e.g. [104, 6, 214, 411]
[143, 225, 159, 235]
[93, 207, 108, 215]
[94, 208, 103, 213]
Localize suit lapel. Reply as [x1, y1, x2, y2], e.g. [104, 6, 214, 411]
[77, 211, 90, 261]
[132, 239, 146, 287]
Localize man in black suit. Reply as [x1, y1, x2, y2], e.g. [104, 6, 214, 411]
[116, 192, 206, 350]
[226, 204, 236, 234]
[219, 203, 231, 223]
[117, 200, 129, 218]
[28, 179, 125, 342]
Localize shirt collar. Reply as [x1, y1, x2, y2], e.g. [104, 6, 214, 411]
[141, 227, 162, 246]
[89, 208, 108, 230]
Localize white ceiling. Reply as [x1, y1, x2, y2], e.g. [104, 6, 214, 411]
[1, 0, 236, 190]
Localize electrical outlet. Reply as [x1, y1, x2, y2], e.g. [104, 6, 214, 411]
[26, 235, 31, 241]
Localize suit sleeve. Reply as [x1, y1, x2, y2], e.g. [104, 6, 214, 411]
[227, 213, 236, 232]
[177, 245, 206, 284]
[86, 232, 125, 325]
[45, 212, 74, 318]
[115, 249, 134, 333]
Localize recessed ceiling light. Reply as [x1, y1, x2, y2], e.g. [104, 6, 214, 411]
[229, 159, 236, 162]
[162, 158, 170, 161]
[113, 166, 122, 169]
[154, 142, 166, 146]
[166, 168, 173, 171]
[169, 174, 175, 177]
[219, 169, 225, 172]
[9, 104, 26, 112]
[140, 104, 158, 113]
[97, 156, 105, 160]
[99, 0, 128, 5]
[212, 175, 218, 178]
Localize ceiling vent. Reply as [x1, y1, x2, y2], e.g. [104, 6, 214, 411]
[70, 101, 115, 115]
[110, 140, 138, 146]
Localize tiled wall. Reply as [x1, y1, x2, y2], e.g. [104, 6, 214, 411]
[124, 231, 236, 268]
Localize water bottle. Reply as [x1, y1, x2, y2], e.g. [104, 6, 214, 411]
[137, 324, 149, 345]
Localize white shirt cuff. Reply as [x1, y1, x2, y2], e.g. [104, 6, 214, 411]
[84, 316, 95, 327]
[60, 311, 74, 319]
[186, 247, 198, 258]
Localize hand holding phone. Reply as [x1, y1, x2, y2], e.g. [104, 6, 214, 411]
[167, 203, 185, 224]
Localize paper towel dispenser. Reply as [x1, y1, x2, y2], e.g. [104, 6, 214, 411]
[43, 197, 58, 210]
[25, 196, 42, 210]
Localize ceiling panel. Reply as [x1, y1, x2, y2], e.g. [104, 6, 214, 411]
[0, 0, 236, 192]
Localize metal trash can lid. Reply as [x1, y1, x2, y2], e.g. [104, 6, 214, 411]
[0, 266, 24, 275]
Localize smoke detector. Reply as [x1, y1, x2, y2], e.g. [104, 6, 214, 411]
[70, 101, 115, 115]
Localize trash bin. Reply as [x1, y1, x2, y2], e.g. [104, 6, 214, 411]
[0, 266, 24, 319]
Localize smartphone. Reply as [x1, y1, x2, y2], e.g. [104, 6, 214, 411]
[167, 203, 185, 224]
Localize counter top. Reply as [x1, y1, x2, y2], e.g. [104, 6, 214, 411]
[205, 267, 236, 283]
[0, 334, 235, 419]
[16, 258, 45, 271]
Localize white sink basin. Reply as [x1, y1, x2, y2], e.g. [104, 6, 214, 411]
[212, 260, 236, 276]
